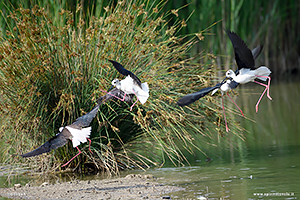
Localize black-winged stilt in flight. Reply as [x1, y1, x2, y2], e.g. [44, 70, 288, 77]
[177, 42, 262, 108]
[210, 45, 264, 131]
[101, 60, 149, 111]
[225, 30, 272, 112]
[177, 32, 266, 132]
[20, 104, 99, 167]
[210, 31, 268, 131]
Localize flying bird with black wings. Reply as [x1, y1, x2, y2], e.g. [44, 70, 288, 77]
[224, 30, 272, 112]
[101, 60, 149, 111]
[177, 30, 267, 131]
[20, 104, 99, 167]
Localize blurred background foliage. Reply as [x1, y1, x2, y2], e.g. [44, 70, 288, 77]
[165, 0, 300, 76]
[1, 0, 298, 76]
[0, 0, 298, 174]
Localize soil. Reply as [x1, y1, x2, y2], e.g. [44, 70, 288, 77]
[0, 174, 184, 200]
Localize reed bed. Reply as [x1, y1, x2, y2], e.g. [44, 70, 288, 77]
[0, 0, 244, 174]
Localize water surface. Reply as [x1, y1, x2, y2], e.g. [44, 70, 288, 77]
[129, 78, 300, 199]
[151, 78, 300, 199]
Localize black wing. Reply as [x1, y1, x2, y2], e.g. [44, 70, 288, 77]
[70, 104, 100, 129]
[96, 88, 134, 105]
[108, 60, 142, 88]
[226, 30, 255, 70]
[251, 45, 263, 60]
[177, 83, 222, 106]
[20, 104, 99, 158]
[20, 129, 71, 158]
[234, 45, 264, 75]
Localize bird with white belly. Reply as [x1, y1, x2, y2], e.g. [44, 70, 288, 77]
[102, 60, 149, 111]
[225, 30, 272, 112]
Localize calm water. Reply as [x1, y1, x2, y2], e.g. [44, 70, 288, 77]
[124, 78, 300, 199]
[1, 78, 300, 199]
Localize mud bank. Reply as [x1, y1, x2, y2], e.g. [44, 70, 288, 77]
[0, 174, 184, 199]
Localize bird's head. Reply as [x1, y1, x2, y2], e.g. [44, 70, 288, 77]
[59, 127, 64, 132]
[57, 127, 64, 136]
[225, 70, 235, 78]
[111, 79, 121, 88]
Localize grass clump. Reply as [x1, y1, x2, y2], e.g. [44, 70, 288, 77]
[0, 1, 242, 174]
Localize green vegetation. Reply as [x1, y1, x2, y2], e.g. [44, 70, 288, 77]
[0, 0, 235, 174]
[0, 0, 296, 174]
[2, 0, 298, 74]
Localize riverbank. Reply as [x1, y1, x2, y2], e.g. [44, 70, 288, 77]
[0, 174, 183, 199]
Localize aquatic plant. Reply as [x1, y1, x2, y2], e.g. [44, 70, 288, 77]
[0, 1, 244, 174]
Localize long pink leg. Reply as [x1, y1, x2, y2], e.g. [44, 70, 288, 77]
[227, 93, 245, 117]
[254, 76, 272, 113]
[100, 89, 126, 101]
[222, 94, 230, 132]
[87, 138, 93, 154]
[130, 89, 139, 111]
[253, 81, 268, 112]
[254, 86, 268, 113]
[255, 75, 272, 100]
[61, 146, 81, 167]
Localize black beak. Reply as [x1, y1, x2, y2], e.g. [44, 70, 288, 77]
[108, 85, 114, 92]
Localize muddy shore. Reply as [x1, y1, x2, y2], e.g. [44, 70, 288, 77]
[0, 174, 184, 199]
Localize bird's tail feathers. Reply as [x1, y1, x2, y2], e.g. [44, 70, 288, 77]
[141, 82, 149, 92]
[255, 66, 271, 81]
[66, 126, 91, 148]
[137, 93, 149, 104]
[135, 82, 149, 104]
